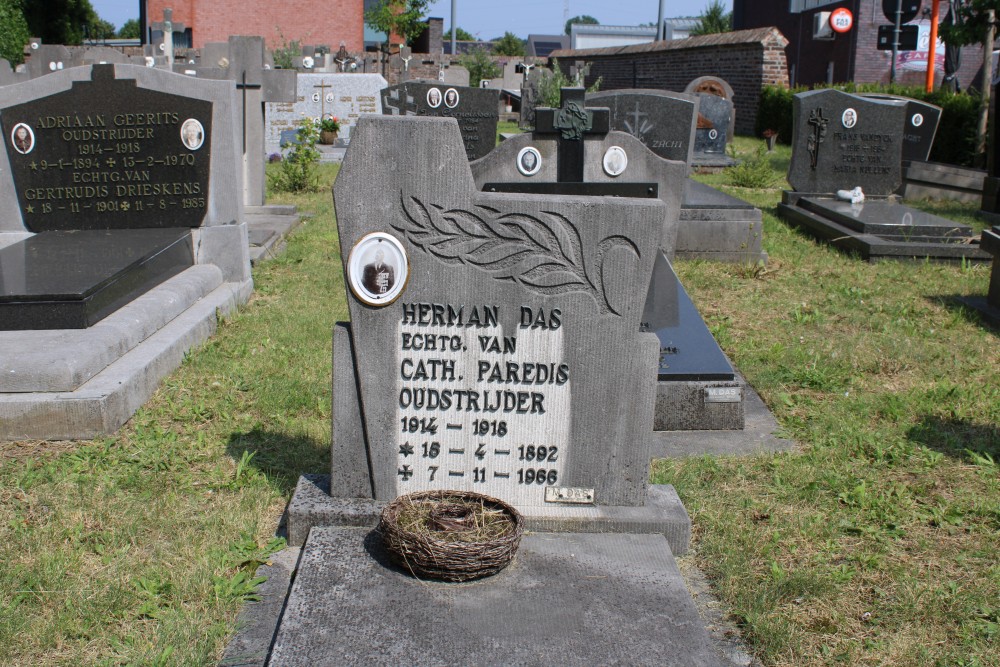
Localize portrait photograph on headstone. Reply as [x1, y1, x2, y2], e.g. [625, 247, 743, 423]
[2, 8, 998, 667]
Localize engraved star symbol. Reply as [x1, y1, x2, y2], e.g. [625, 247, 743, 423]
[25, 204, 34, 214]
[399, 443, 414, 457]
[121, 201, 130, 211]
[397, 465, 413, 481]
[29, 161, 38, 171]
[106, 158, 116, 168]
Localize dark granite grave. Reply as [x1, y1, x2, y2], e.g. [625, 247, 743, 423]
[1, 65, 213, 232]
[797, 198, 976, 243]
[0, 228, 192, 329]
[586, 89, 697, 164]
[381, 81, 499, 160]
[860, 93, 941, 163]
[692, 93, 735, 168]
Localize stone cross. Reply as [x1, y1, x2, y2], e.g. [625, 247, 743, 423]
[314, 79, 332, 117]
[570, 61, 591, 86]
[534, 87, 610, 182]
[334, 43, 350, 72]
[150, 8, 183, 68]
[390, 46, 413, 82]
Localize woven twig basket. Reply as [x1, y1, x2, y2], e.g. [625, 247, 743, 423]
[378, 490, 525, 582]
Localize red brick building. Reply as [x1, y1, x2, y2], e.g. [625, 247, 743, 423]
[733, 0, 984, 89]
[143, 0, 366, 50]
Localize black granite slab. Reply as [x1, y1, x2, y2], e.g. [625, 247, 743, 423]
[860, 94, 941, 163]
[682, 178, 753, 210]
[586, 89, 697, 164]
[1, 65, 213, 232]
[692, 93, 730, 156]
[641, 250, 735, 381]
[381, 82, 499, 160]
[798, 197, 975, 242]
[0, 228, 193, 329]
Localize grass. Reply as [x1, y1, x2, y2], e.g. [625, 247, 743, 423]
[1, 142, 997, 666]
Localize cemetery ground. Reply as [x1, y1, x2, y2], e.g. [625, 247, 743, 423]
[0, 141, 997, 667]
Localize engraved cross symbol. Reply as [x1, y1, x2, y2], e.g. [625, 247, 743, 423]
[313, 79, 332, 118]
[624, 102, 653, 141]
[397, 465, 413, 480]
[807, 107, 829, 171]
[534, 87, 610, 183]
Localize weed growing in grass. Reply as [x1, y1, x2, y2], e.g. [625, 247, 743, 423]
[725, 144, 778, 189]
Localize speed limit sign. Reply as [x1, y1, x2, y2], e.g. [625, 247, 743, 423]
[830, 8, 854, 33]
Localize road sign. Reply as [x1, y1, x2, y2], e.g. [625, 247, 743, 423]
[882, 0, 922, 24]
[830, 8, 854, 33]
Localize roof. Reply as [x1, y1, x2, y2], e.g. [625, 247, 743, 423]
[551, 27, 788, 58]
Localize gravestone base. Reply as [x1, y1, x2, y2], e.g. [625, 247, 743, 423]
[243, 205, 303, 265]
[678, 179, 766, 264]
[287, 474, 692, 556]
[957, 226, 1000, 326]
[655, 381, 744, 431]
[903, 161, 986, 203]
[266, 527, 721, 667]
[0, 224, 252, 441]
[778, 192, 992, 264]
[691, 155, 737, 172]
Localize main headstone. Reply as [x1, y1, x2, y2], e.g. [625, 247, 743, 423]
[271, 109, 722, 667]
[779, 89, 989, 263]
[0, 63, 252, 439]
[381, 81, 500, 160]
[265, 72, 386, 155]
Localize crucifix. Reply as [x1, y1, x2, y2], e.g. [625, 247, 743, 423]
[334, 43, 350, 72]
[807, 107, 829, 170]
[390, 46, 413, 82]
[534, 87, 610, 183]
[314, 80, 332, 118]
[236, 71, 263, 153]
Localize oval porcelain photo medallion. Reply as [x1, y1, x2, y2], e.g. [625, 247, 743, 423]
[347, 232, 409, 307]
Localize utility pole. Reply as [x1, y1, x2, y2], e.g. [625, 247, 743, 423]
[890, 0, 902, 83]
[450, 0, 457, 56]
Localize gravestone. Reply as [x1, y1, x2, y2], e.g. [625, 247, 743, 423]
[271, 109, 721, 667]
[381, 81, 500, 160]
[586, 89, 698, 164]
[518, 67, 549, 130]
[692, 93, 734, 168]
[685, 75, 736, 141]
[860, 94, 941, 163]
[0, 63, 251, 439]
[265, 72, 386, 155]
[779, 89, 990, 263]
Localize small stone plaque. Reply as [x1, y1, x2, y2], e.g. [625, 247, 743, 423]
[1, 65, 212, 232]
[544, 486, 596, 504]
[705, 386, 741, 403]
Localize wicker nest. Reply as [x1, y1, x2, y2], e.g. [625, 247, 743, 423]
[378, 490, 524, 582]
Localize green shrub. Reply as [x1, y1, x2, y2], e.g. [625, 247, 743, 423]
[458, 48, 500, 88]
[538, 58, 602, 108]
[269, 116, 321, 193]
[754, 83, 981, 166]
[725, 144, 777, 188]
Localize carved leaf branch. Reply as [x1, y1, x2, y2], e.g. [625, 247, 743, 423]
[393, 193, 639, 315]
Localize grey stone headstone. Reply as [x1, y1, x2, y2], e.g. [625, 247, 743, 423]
[80, 47, 129, 65]
[266, 72, 386, 154]
[519, 68, 550, 130]
[23, 44, 78, 79]
[692, 93, 730, 157]
[381, 82, 500, 160]
[333, 114, 665, 509]
[587, 89, 698, 165]
[788, 89, 907, 196]
[860, 94, 941, 163]
[438, 65, 470, 86]
[685, 75, 735, 140]
[0, 59, 14, 86]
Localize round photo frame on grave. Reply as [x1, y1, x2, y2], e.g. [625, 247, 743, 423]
[10, 123, 35, 155]
[842, 108, 857, 129]
[911, 113, 924, 128]
[347, 232, 410, 307]
[180, 118, 205, 151]
[517, 146, 542, 176]
[602, 146, 628, 177]
[444, 88, 459, 109]
[427, 87, 443, 109]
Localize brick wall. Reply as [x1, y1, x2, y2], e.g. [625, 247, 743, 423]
[146, 0, 364, 50]
[551, 28, 791, 135]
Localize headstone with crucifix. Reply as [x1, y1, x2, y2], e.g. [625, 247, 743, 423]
[149, 8, 185, 68]
[389, 46, 413, 83]
[779, 89, 989, 263]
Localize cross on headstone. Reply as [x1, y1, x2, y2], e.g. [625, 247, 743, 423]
[570, 61, 590, 86]
[237, 71, 263, 153]
[624, 102, 653, 141]
[807, 107, 829, 170]
[390, 46, 413, 82]
[150, 9, 185, 68]
[534, 87, 610, 183]
[314, 79, 332, 118]
[334, 43, 350, 72]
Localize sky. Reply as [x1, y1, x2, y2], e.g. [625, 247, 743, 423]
[89, 0, 732, 37]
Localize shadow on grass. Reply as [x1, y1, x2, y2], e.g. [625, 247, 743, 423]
[927, 295, 1000, 334]
[227, 428, 329, 495]
[907, 415, 1000, 462]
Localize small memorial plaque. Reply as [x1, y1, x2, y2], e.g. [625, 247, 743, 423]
[544, 486, 596, 504]
[705, 386, 741, 403]
[1, 66, 212, 232]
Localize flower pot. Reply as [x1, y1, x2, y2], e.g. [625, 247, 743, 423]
[319, 130, 338, 145]
[765, 134, 778, 152]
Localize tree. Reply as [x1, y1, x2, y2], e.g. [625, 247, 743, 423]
[492, 31, 524, 56]
[458, 47, 500, 87]
[0, 0, 29, 64]
[85, 17, 115, 40]
[364, 0, 430, 47]
[23, 0, 101, 45]
[690, 0, 732, 36]
[118, 18, 140, 39]
[564, 15, 598, 36]
[443, 27, 475, 41]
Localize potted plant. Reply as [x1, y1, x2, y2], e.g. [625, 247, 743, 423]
[763, 128, 778, 152]
[319, 116, 341, 145]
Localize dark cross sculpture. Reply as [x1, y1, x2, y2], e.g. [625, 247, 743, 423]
[534, 87, 610, 183]
[235, 71, 262, 153]
[807, 107, 829, 171]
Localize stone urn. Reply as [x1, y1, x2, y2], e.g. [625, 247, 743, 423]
[319, 130, 338, 145]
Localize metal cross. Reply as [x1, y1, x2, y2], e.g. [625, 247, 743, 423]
[313, 79, 332, 118]
[235, 71, 262, 153]
[534, 87, 610, 183]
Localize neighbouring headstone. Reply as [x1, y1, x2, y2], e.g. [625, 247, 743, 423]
[692, 93, 733, 166]
[266, 72, 386, 155]
[779, 89, 990, 263]
[685, 75, 735, 141]
[0, 63, 252, 440]
[518, 67, 549, 130]
[586, 89, 698, 165]
[381, 81, 500, 160]
[860, 93, 941, 163]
